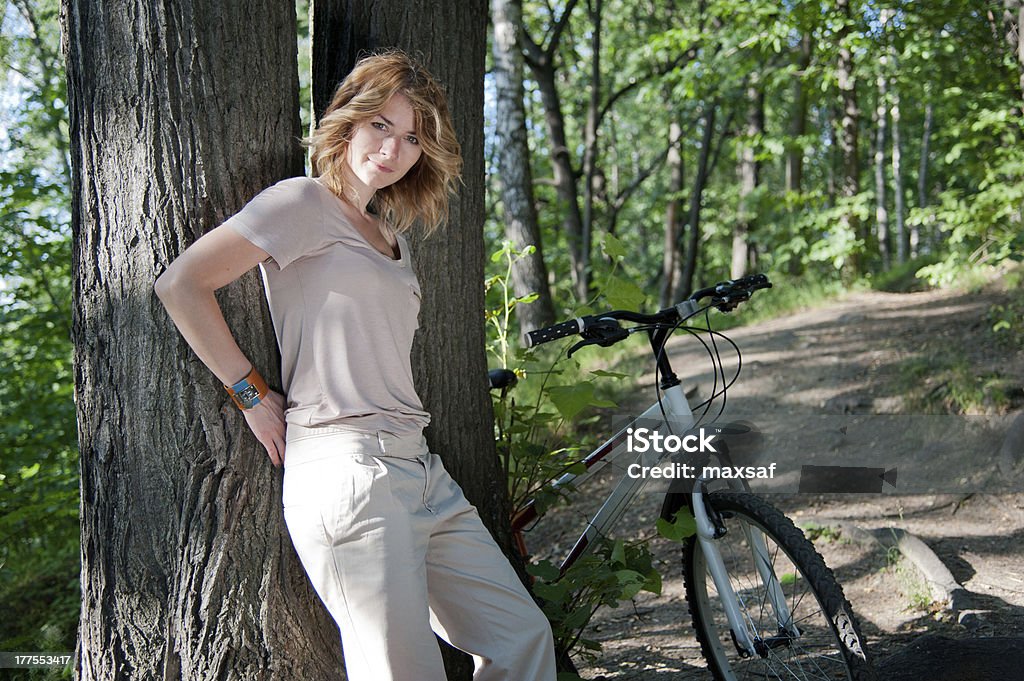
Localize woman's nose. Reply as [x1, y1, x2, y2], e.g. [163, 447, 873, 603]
[380, 135, 399, 158]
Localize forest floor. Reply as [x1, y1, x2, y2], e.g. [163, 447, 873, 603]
[528, 279, 1024, 680]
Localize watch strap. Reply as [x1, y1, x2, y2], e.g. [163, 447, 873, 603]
[224, 366, 270, 410]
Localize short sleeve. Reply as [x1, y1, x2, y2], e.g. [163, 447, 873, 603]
[222, 177, 327, 270]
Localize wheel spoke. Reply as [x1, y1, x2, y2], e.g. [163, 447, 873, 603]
[683, 492, 872, 681]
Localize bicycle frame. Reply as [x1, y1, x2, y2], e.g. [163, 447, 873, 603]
[511, 383, 692, 568]
[511, 326, 797, 659]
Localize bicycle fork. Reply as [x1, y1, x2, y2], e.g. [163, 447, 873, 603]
[691, 481, 799, 658]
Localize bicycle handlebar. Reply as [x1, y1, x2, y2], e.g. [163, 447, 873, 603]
[523, 273, 772, 349]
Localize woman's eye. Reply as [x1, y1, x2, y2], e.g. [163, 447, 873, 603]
[406, 136, 419, 145]
[372, 121, 386, 131]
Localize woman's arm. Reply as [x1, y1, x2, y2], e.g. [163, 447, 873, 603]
[155, 224, 287, 465]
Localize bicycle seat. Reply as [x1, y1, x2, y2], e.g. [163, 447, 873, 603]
[488, 368, 518, 390]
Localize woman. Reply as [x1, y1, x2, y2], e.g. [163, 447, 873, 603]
[155, 50, 556, 681]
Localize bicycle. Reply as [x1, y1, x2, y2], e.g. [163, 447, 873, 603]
[496, 273, 877, 681]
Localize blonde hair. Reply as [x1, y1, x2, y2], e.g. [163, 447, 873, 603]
[305, 50, 462, 235]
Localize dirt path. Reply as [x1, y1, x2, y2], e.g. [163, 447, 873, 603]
[529, 285, 1024, 679]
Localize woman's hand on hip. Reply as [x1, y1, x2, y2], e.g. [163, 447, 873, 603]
[242, 390, 287, 466]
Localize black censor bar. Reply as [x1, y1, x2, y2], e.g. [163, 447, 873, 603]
[798, 465, 898, 493]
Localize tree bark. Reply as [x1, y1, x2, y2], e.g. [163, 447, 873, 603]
[732, 84, 762, 280]
[891, 84, 906, 264]
[836, 0, 862, 277]
[786, 31, 813, 194]
[521, 2, 587, 300]
[580, 0, 603, 299]
[311, 2, 493, 679]
[1003, 1, 1024, 110]
[63, 1, 333, 679]
[915, 100, 933, 258]
[660, 120, 684, 308]
[491, 0, 556, 333]
[874, 63, 890, 270]
[673, 101, 718, 301]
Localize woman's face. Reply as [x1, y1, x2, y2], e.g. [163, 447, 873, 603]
[345, 93, 424, 195]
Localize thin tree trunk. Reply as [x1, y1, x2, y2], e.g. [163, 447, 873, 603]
[534, 64, 587, 298]
[491, 0, 556, 332]
[732, 84, 763, 279]
[63, 1, 331, 678]
[786, 31, 813, 194]
[825, 106, 836, 208]
[915, 100, 933, 257]
[891, 85, 906, 264]
[522, 2, 587, 300]
[12, 0, 72, 181]
[836, 0, 862, 277]
[673, 102, 717, 300]
[1003, 1, 1024, 111]
[310, 3, 492, 679]
[874, 65, 890, 270]
[660, 120, 684, 307]
[580, 0, 603, 299]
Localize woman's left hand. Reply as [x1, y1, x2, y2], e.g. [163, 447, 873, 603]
[242, 390, 287, 466]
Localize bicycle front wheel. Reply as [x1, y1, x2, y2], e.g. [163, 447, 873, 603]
[682, 491, 876, 681]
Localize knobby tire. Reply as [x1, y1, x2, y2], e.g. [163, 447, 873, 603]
[681, 491, 877, 681]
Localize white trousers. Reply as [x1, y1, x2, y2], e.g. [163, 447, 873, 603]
[282, 426, 557, 681]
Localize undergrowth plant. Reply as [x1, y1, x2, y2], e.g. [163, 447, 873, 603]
[484, 241, 663, 670]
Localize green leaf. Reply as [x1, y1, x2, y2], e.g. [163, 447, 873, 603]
[657, 511, 696, 541]
[563, 605, 593, 630]
[533, 580, 569, 603]
[565, 462, 588, 475]
[602, 273, 646, 310]
[615, 569, 646, 600]
[527, 560, 561, 582]
[610, 539, 626, 566]
[545, 382, 596, 420]
[590, 369, 630, 379]
[600, 233, 629, 261]
[643, 568, 663, 596]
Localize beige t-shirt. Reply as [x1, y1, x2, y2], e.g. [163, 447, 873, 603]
[224, 176, 430, 435]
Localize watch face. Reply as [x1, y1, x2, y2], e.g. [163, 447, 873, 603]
[237, 384, 261, 408]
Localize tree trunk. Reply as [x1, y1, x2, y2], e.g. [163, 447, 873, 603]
[836, 0, 862, 277]
[891, 84, 906, 264]
[874, 64, 890, 270]
[786, 31, 813, 194]
[732, 84, 762, 280]
[1003, 1, 1024, 110]
[491, 0, 556, 333]
[62, 1, 333, 679]
[673, 101, 717, 301]
[580, 0, 603, 299]
[521, 2, 587, 301]
[660, 120, 684, 307]
[528, 59, 586, 298]
[311, 2, 493, 679]
[915, 100, 933, 257]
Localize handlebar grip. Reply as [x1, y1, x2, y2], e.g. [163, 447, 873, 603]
[734, 273, 771, 290]
[523, 317, 587, 348]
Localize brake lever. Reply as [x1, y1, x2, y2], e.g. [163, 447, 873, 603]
[567, 337, 603, 357]
[712, 290, 751, 312]
[567, 319, 629, 357]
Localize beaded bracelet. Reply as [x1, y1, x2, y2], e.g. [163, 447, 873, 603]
[224, 366, 269, 410]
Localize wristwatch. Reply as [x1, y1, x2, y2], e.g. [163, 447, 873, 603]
[224, 366, 269, 410]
